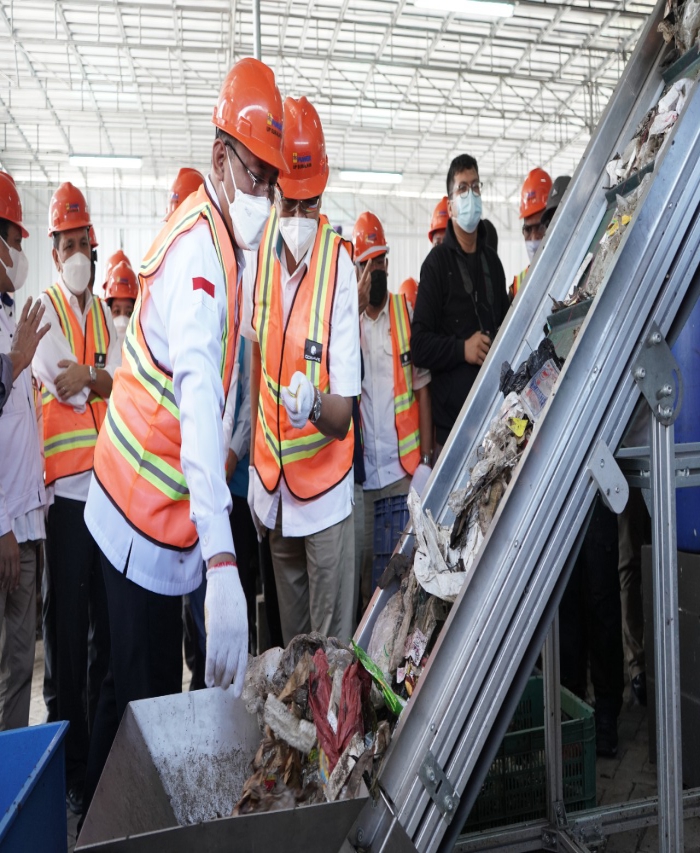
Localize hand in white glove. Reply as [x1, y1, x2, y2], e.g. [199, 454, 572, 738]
[410, 462, 432, 498]
[280, 370, 315, 430]
[247, 465, 266, 543]
[204, 562, 249, 694]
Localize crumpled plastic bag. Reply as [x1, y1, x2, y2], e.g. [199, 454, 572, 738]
[367, 586, 405, 680]
[409, 489, 467, 602]
[679, 0, 700, 51]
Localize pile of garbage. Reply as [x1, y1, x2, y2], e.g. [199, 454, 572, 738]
[235, 633, 393, 813]
[658, 0, 700, 55]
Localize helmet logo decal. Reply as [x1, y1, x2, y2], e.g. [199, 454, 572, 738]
[266, 112, 283, 137]
[66, 202, 82, 212]
[292, 152, 312, 170]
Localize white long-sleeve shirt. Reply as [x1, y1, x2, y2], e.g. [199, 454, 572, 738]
[0, 296, 46, 541]
[360, 297, 430, 491]
[241, 227, 361, 538]
[84, 180, 243, 596]
[32, 278, 121, 503]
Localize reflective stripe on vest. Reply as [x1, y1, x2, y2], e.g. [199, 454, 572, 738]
[388, 293, 420, 475]
[252, 209, 354, 500]
[93, 184, 239, 550]
[41, 285, 109, 486]
[512, 267, 528, 299]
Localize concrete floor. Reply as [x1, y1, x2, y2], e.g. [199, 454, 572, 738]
[25, 641, 700, 852]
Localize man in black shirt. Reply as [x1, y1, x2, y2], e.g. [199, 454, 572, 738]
[412, 154, 509, 449]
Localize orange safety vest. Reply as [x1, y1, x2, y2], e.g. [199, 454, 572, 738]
[42, 284, 109, 486]
[510, 266, 529, 302]
[253, 208, 353, 500]
[387, 293, 421, 475]
[93, 184, 239, 550]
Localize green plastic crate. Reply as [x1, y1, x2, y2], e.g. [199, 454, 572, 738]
[464, 675, 596, 832]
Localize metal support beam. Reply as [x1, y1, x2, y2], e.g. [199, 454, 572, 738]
[650, 415, 684, 851]
[542, 616, 564, 829]
[252, 0, 261, 61]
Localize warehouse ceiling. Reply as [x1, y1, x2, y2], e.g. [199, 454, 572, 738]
[0, 0, 656, 208]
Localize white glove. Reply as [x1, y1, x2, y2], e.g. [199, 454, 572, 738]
[410, 462, 432, 498]
[280, 370, 315, 429]
[204, 563, 248, 694]
[247, 465, 266, 542]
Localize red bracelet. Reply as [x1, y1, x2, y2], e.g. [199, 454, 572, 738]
[209, 561, 237, 570]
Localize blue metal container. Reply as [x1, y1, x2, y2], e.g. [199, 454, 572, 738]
[0, 721, 68, 852]
[672, 297, 700, 553]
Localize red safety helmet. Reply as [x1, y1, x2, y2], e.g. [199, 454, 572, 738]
[399, 277, 418, 311]
[104, 260, 138, 303]
[353, 211, 388, 264]
[519, 168, 552, 219]
[278, 96, 329, 200]
[48, 182, 91, 236]
[212, 57, 288, 173]
[428, 197, 449, 242]
[164, 168, 205, 221]
[0, 171, 29, 238]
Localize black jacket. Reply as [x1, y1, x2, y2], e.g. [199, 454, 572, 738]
[411, 219, 509, 445]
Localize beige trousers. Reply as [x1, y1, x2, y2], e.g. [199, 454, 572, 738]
[361, 476, 411, 610]
[0, 540, 38, 730]
[269, 509, 355, 647]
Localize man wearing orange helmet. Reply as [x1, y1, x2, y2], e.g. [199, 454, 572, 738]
[242, 95, 360, 645]
[412, 154, 509, 456]
[353, 212, 432, 608]
[103, 253, 138, 347]
[510, 168, 552, 301]
[81, 58, 287, 813]
[428, 197, 449, 246]
[164, 168, 205, 221]
[32, 181, 120, 810]
[0, 171, 49, 733]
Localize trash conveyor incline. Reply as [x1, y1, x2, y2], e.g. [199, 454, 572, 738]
[77, 3, 700, 850]
[347, 3, 700, 851]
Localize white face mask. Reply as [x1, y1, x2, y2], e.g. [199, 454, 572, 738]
[278, 216, 318, 263]
[455, 190, 482, 234]
[0, 236, 29, 292]
[221, 148, 271, 251]
[112, 314, 130, 345]
[525, 238, 542, 263]
[60, 251, 92, 296]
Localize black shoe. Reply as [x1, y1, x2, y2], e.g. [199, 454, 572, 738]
[631, 672, 647, 707]
[67, 785, 84, 815]
[596, 713, 618, 758]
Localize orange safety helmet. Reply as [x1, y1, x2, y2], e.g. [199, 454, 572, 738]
[104, 260, 138, 303]
[104, 249, 133, 286]
[48, 182, 91, 236]
[353, 211, 389, 264]
[399, 277, 418, 311]
[212, 57, 287, 173]
[428, 196, 449, 242]
[0, 171, 29, 238]
[164, 168, 205, 221]
[278, 96, 329, 200]
[88, 225, 99, 248]
[519, 168, 552, 219]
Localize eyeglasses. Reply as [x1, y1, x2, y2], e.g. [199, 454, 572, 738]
[451, 181, 483, 198]
[226, 142, 277, 200]
[522, 221, 547, 238]
[275, 187, 321, 216]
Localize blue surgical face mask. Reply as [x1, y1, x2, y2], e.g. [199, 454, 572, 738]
[455, 190, 482, 235]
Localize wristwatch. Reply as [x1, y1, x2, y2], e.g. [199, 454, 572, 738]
[309, 387, 322, 424]
[89, 365, 97, 384]
[420, 453, 432, 466]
